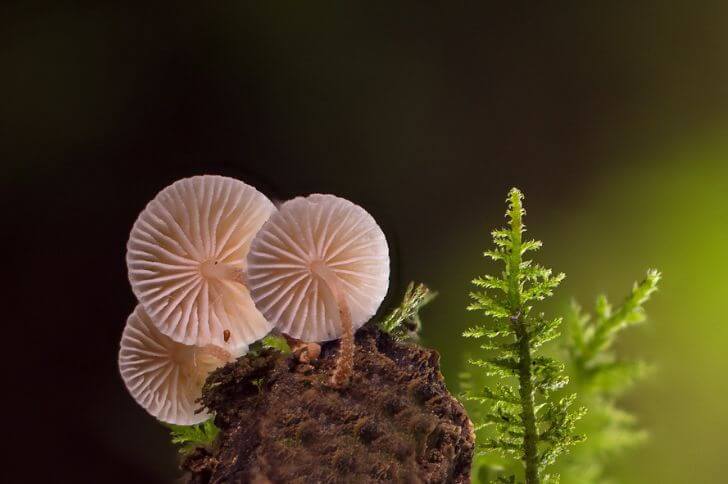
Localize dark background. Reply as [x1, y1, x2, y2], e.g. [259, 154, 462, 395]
[5, 3, 728, 483]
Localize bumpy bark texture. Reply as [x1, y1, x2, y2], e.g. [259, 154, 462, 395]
[182, 325, 474, 483]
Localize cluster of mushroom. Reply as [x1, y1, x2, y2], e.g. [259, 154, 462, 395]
[119, 176, 390, 425]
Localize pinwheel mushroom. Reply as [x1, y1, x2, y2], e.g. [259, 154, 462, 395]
[246, 194, 389, 386]
[127, 175, 275, 350]
[119, 305, 235, 425]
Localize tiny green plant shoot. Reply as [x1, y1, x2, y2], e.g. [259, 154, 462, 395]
[167, 419, 220, 455]
[463, 188, 660, 484]
[379, 282, 436, 339]
[557, 270, 660, 483]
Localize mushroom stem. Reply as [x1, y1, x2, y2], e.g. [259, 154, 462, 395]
[310, 260, 354, 387]
[197, 344, 233, 364]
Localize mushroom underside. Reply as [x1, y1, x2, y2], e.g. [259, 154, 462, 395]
[127, 175, 275, 349]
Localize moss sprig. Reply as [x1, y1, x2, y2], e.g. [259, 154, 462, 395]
[166, 419, 220, 455]
[556, 270, 660, 483]
[379, 282, 436, 339]
[464, 188, 585, 483]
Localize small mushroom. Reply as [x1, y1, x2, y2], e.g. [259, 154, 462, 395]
[118, 305, 234, 425]
[127, 175, 275, 350]
[246, 194, 389, 386]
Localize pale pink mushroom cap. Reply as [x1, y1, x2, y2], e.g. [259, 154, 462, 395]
[119, 305, 228, 425]
[246, 194, 390, 342]
[127, 175, 276, 349]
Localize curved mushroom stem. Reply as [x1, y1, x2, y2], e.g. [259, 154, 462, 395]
[310, 260, 354, 387]
[196, 344, 233, 364]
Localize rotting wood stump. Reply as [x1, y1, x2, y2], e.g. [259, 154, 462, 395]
[182, 325, 475, 483]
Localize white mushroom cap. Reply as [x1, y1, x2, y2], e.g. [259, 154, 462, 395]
[246, 194, 389, 342]
[119, 305, 230, 425]
[127, 175, 275, 349]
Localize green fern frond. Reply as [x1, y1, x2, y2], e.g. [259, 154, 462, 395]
[166, 419, 220, 455]
[558, 270, 660, 483]
[463, 188, 582, 484]
[379, 282, 436, 338]
[575, 270, 661, 365]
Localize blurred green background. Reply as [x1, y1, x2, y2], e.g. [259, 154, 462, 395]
[4, 2, 727, 482]
[424, 137, 728, 483]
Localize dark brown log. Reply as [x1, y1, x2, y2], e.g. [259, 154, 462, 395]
[182, 325, 474, 483]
